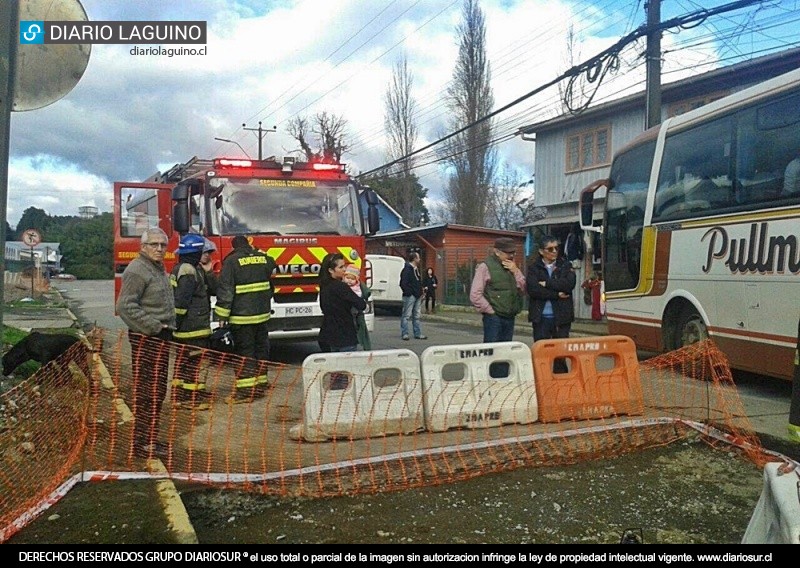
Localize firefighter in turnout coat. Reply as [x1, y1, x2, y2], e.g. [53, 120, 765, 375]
[170, 233, 214, 408]
[214, 235, 276, 402]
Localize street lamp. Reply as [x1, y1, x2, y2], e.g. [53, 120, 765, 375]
[214, 137, 252, 158]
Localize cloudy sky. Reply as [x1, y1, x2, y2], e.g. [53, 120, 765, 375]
[6, 0, 799, 227]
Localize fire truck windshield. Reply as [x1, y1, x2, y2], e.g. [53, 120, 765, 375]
[210, 178, 362, 236]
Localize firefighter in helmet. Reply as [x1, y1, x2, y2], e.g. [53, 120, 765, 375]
[214, 235, 276, 402]
[170, 233, 214, 408]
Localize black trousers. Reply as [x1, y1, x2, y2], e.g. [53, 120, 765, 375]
[425, 292, 436, 312]
[172, 336, 209, 392]
[532, 318, 572, 374]
[230, 322, 270, 389]
[129, 329, 171, 448]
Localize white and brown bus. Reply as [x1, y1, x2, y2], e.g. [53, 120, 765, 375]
[580, 67, 800, 380]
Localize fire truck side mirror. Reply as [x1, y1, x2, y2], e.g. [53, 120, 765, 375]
[364, 188, 379, 206]
[367, 206, 380, 236]
[172, 181, 192, 233]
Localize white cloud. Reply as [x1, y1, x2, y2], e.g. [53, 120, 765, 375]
[5, 0, 794, 226]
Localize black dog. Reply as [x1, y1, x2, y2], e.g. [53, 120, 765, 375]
[2, 332, 81, 376]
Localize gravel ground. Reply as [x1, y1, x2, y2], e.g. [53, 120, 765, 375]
[1, 283, 790, 545]
[181, 436, 765, 545]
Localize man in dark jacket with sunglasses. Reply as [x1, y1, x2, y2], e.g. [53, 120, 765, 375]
[526, 235, 576, 372]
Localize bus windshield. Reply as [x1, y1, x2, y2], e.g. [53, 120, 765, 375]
[209, 178, 361, 236]
[604, 140, 655, 293]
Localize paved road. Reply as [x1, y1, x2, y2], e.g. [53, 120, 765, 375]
[52, 279, 794, 444]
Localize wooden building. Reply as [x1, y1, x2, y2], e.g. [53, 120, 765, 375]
[367, 224, 525, 305]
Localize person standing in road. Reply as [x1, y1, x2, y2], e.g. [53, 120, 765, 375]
[469, 237, 526, 343]
[170, 234, 213, 409]
[214, 235, 276, 403]
[526, 235, 577, 373]
[318, 253, 368, 353]
[399, 251, 426, 341]
[116, 227, 175, 460]
[423, 267, 438, 314]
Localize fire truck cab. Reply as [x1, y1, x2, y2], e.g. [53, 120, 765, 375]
[113, 156, 380, 340]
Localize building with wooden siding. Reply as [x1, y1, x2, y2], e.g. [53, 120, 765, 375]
[367, 224, 525, 305]
[517, 47, 800, 319]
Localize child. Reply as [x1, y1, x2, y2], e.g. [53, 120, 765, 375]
[343, 265, 372, 350]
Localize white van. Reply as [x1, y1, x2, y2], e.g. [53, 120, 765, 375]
[365, 254, 405, 314]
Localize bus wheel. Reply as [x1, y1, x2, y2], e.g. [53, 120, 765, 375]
[677, 308, 708, 347]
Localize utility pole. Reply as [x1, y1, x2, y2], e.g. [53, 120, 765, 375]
[1, 0, 20, 337]
[242, 121, 276, 161]
[645, 0, 662, 129]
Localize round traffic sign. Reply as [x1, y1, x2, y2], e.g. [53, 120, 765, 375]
[22, 228, 41, 246]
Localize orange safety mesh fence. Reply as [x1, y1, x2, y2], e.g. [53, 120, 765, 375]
[0, 329, 787, 541]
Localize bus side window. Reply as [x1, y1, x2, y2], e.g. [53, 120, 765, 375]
[737, 92, 800, 205]
[655, 116, 733, 219]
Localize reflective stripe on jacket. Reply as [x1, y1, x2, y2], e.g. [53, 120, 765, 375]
[214, 246, 276, 325]
[170, 261, 212, 340]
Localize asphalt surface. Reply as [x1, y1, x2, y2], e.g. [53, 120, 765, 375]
[7, 279, 795, 446]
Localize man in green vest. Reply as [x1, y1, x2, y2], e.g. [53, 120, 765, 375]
[469, 237, 526, 342]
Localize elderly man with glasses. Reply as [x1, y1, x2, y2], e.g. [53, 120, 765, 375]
[526, 235, 577, 373]
[116, 227, 176, 460]
[469, 237, 526, 343]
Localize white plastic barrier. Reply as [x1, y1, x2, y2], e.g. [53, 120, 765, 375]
[742, 462, 800, 544]
[290, 349, 424, 442]
[420, 341, 537, 432]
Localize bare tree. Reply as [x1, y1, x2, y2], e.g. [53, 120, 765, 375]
[287, 112, 350, 162]
[558, 23, 590, 113]
[486, 164, 529, 230]
[439, 0, 496, 226]
[382, 55, 426, 222]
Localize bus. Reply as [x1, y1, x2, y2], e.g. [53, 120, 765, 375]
[579, 67, 800, 380]
[114, 156, 380, 339]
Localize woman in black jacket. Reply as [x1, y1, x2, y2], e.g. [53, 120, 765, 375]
[526, 236, 576, 372]
[423, 267, 438, 313]
[318, 252, 367, 353]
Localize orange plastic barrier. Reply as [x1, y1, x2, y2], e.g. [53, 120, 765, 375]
[532, 335, 643, 423]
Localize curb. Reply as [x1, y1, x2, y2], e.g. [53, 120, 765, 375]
[54, 288, 199, 545]
[421, 313, 606, 339]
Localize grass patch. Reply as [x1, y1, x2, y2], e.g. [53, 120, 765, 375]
[2, 325, 28, 346]
[1, 327, 81, 388]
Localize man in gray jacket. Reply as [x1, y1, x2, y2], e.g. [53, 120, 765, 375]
[116, 227, 176, 460]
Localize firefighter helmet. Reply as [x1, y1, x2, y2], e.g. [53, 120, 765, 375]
[176, 233, 205, 255]
[209, 326, 235, 352]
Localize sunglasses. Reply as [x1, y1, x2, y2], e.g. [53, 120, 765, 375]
[543, 246, 559, 252]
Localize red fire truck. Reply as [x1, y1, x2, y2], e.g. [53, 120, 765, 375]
[113, 156, 380, 339]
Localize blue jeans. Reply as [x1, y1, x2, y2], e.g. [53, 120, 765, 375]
[482, 313, 516, 343]
[400, 295, 423, 338]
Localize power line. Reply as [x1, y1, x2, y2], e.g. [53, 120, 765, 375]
[356, 0, 769, 180]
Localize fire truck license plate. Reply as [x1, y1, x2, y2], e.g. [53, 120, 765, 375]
[284, 306, 313, 316]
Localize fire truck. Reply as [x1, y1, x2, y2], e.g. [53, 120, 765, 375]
[113, 156, 380, 339]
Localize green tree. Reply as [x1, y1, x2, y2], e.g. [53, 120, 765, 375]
[59, 213, 113, 279]
[15, 207, 51, 239]
[10, 208, 113, 279]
